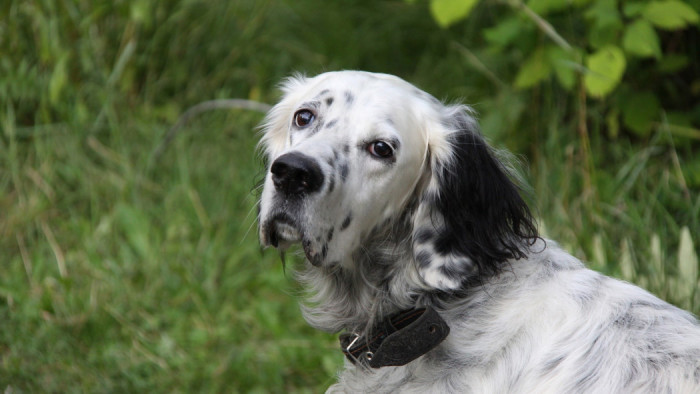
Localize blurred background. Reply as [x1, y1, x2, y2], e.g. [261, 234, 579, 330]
[1, 0, 698, 392]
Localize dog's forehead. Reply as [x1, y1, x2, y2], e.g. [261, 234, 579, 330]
[300, 72, 416, 107]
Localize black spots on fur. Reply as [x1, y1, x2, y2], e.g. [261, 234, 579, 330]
[343, 144, 350, 154]
[325, 97, 334, 107]
[327, 227, 334, 242]
[413, 227, 434, 244]
[328, 175, 335, 193]
[340, 213, 352, 231]
[439, 259, 474, 279]
[340, 163, 349, 181]
[321, 243, 328, 259]
[344, 91, 355, 105]
[326, 119, 338, 129]
[310, 120, 324, 135]
[416, 250, 432, 268]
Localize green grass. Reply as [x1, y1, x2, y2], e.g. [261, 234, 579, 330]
[1, 109, 342, 392]
[1, 0, 698, 392]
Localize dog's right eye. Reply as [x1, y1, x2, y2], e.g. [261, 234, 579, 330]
[367, 140, 394, 159]
[294, 110, 315, 128]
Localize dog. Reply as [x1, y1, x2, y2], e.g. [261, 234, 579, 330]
[257, 71, 700, 393]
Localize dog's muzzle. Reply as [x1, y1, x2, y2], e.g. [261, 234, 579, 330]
[262, 152, 325, 262]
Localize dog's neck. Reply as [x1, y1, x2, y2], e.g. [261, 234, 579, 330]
[296, 214, 427, 334]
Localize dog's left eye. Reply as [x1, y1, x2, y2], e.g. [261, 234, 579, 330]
[367, 141, 394, 159]
[294, 110, 315, 128]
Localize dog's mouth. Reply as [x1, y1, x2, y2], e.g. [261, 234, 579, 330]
[264, 214, 326, 267]
[266, 215, 302, 248]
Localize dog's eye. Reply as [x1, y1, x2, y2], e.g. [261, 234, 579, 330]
[294, 110, 315, 128]
[367, 141, 394, 158]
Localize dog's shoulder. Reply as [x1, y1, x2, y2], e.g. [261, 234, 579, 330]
[332, 242, 700, 393]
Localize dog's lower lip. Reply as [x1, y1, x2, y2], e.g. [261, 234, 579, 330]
[266, 217, 302, 248]
[274, 221, 302, 243]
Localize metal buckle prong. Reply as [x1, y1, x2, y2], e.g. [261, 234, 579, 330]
[345, 333, 360, 352]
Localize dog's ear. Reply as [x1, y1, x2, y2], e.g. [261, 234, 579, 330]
[412, 106, 538, 290]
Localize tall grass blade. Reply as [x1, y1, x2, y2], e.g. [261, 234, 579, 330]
[678, 227, 698, 308]
[620, 238, 635, 281]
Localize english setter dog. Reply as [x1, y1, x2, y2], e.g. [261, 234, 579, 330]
[257, 71, 700, 393]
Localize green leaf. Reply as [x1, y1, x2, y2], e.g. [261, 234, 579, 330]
[430, 0, 480, 28]
[585, 0, 621, 28]
[643, 0, 700, 30]
[514, 48, 552, 89]
[483, 17, 523, 49]
[620, 91, 660, 136]
[585, 0, 623, 49]
[584, 45, 626, 98]
[623, 19, 662, 58]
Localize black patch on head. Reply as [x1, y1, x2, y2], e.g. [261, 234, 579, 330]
[344, 91, 354, 105]
[340, 213, 352, 231]
[326, 119, 338, 129]
[327, 227, 334, 242]
[416, 250, 432, 268]
[325, 97, 334, 106]
[340, 163, 349, 181]
[418, 110, 539, 281]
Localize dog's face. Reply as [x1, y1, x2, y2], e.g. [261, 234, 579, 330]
[258, 72, 429, 267]
[259, 71, 537, 290]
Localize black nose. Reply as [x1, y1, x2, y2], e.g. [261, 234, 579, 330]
[270, 152, 324, 196]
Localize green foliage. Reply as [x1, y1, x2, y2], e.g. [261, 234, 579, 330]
[623, 19, 661, 58]
[643, 0, 700, 30]
[584, 45, 626, 98]
[430, 0, 480, 27]
[417, 0, 700, 139]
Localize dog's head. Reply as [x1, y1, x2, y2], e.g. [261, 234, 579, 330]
[258, 71, 537, 291]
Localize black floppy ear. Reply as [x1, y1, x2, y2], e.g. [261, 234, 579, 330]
[412, 106, 538, 290]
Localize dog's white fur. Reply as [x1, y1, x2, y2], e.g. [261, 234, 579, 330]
[258, 71, 700, 393]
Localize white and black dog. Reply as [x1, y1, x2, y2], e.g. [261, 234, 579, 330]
[257, 71, 700, 393]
